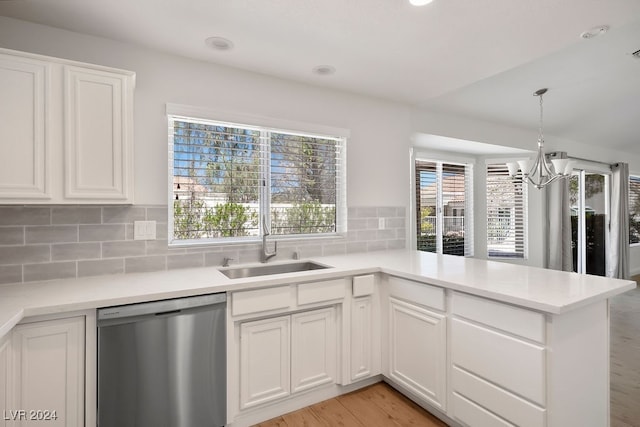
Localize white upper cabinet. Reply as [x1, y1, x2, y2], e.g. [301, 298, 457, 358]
[64, 66, 133, 200]
[0, 48, 134, 204]
[0, 54, 51, 200]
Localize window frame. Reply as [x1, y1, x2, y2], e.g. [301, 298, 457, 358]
[412, 150, 474, 257]
[485, 161, 528, 260]
[167, 105, 348, 247]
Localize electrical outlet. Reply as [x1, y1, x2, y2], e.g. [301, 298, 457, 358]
[378, 218, 386, 230]
[134, 221, 157, 240]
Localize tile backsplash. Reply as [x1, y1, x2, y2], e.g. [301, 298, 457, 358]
[0, 205, 406, 285]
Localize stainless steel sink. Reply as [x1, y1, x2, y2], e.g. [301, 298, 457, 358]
[219, 261, 330, 279]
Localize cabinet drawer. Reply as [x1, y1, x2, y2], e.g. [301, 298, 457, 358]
[387, 276, 444, 311]
[232, 286, 291, 316]
[452, 292, 544, 343]
[352, 274, 375, 297]
[451, 392, 515, 427]
[297, 279, 346, 305]
[452, 367, 546, 427]
[451, 318, 545, 406]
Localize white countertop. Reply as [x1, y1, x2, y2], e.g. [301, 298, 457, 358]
[0, 250, 635, 338]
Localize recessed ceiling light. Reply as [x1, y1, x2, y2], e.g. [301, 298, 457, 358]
[409, 0, 434, 5]
[580, 25, 609, 39]
[312, 65, 336, 76]
[205, 36, 234, 51]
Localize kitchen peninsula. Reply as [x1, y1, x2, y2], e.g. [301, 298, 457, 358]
[0, 250, 635, 427]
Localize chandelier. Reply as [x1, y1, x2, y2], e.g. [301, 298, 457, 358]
[507, 88, 573, 189]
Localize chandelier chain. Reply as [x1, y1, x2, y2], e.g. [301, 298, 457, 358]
[538, 92, 544, 144]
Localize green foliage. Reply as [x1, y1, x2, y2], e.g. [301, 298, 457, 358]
[569, 174, 605, 207]
[173, 200, 257, 239]
[419, 207, 434, 234]
[272, 202, 336, 235]
[417, 231, 465, 256]
[203, 202, 258, 238]
[630, 214, 640, 244]
[173, 199, 205, 240]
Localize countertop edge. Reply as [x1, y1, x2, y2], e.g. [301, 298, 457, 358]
[380, 268, 637, 314]
[1, 250, 636, 338]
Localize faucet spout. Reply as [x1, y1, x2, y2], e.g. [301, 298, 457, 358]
[261, 215, 277, 263]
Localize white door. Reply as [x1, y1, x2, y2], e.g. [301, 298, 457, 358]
[11, 316, 85, 427]
[240, 316, 290, 409]
[64, 66, 133, 201]
[569, 170, 609, 276]
[388, 297, 446, 410]
[351, 296, 373, 381]
[0, 54, 50, 200]
[291, 307, 337, 393]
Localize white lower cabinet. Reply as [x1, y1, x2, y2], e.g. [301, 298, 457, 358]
[11, 316, 85, 427]
[240, 316, 291, 409]
[450, 292, 547, 427]
[291, 308, 337, 393]
[0, 333, 10, 427]
[388, 297, 446, 410]
[350, 296, 373, 381]
[239, 307, 338, 410]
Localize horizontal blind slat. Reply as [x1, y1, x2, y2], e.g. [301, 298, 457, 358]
[487, 163, 527, 258]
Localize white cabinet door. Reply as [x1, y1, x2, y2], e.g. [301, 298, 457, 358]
[11, 316, 85, 427]
[240, 316, 290, 409]
[0, 53, 50, 200]
[351, 296, 373, 381]
[0, 48, 134, 204]
[64, 66, 133, 201]
[291, 307, 337, 393]
[0, 333, 10, 427]
[388, 297, 446, 410]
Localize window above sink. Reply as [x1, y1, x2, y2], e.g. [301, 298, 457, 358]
[167, 105, 348, 248]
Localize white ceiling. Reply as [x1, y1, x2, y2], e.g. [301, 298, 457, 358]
[1, 0, 639, 153]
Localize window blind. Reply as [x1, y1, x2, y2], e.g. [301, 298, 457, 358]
[416, 161, 438, 253]
[169, 116, 344, 244]
[415, 159, 473, 257]
[270, 132, 339, 235]
[486, 163, 527, 258]
[630, 175, 640, 244]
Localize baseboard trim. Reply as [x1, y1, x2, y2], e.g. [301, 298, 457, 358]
[383, 376, 462, 427]
[227, 375, 382, 427]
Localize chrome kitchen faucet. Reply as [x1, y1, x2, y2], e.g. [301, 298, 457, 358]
[261, 215, 277, 263]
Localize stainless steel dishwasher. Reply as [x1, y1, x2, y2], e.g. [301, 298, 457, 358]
[97, 293, 226, 427]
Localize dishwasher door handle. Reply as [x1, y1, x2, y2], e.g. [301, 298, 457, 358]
[98, 292, 226, 323]
[154, 309, 181, 316]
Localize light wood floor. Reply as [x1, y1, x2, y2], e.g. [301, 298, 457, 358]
[255, 382, 447, 427]
[610, 275, 640, 427]
[257, 277, 640, 427]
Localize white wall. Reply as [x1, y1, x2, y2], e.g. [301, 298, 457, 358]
[0, 16, 412, 209]
[410, 109, 640, 272]
[1, 16, 639, 274]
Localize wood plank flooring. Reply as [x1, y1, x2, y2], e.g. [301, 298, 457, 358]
[610, 275, 640, 427]
[255, 382, 447, 427]
[256, 276, 640, 427]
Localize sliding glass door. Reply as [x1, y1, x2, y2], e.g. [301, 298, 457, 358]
[570, 170, 609, 276]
